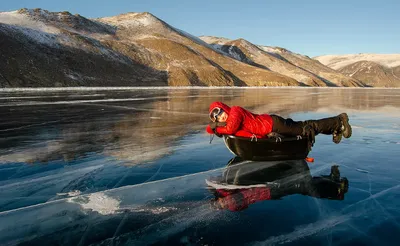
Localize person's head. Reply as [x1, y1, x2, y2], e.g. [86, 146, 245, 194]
[209, 107, 228, 122]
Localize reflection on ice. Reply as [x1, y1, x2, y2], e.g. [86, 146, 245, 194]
[253, 184, 400, 246]
[207, 158, 348, 211]
[0, 88, 399, 245]
[0, 166, 225, 245]
[0, 154, 399, 245]
[0, 157, 353, 245]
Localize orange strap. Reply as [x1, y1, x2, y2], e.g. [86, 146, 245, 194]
[305, 157, 315, 163]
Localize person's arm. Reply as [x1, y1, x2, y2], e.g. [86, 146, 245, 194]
[206, 122, 227, 134]
[215, 106, 244, 135]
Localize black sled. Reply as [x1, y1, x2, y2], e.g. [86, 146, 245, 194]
[223, 135, 311, 161]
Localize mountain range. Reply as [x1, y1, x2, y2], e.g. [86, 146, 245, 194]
[315, 54, 400, 87]
[0, 8, 398, 87]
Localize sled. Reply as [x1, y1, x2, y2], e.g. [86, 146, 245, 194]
[223, 135, 310, 161]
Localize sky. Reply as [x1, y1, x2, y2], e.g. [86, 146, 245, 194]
[1, 0, 399, 57]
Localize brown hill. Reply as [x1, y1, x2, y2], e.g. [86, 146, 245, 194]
[259, 46, 365, 87]
[393, 65, 400, 78]
[97, 12, 300, 86]
[314, 54, 400, 70]
[201, 36, 364, 87]
[0, 9, 167, 87]
[201, 37, 330, 86]
[338, 61, 400, 87]
[0, 8, 367, 87]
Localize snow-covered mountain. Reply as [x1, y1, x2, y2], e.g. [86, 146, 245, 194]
[0, 8, 167, 87]
[0, 8, 366, 87]
[96, 12, 300, 87]
[337, 61, 400, 87]
[315, 54, 400, 87]
[314, 54, 400, 70]
[200, 36, 364, 87]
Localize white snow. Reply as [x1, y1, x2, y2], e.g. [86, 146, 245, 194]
[0, 10, 123, 62]
[259, 46, 284, 54]
[228, 45, 243, 61]
[69, 192, 121, 215]
[259, 45, 310, 60]
[99, 12, 157, 28]
[172, 28, 227, 56]
[0, 10, 60, 46]
[199, 36, 232, 45]
[0, 10, 59, 34]
[315, 54, 400, 69]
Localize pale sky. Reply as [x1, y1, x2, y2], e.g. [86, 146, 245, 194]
[1, 0, 399, 57]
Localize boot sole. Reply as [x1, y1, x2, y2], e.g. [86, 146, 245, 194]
[339, 113, 352, 138]
[333, 132, 342, 144]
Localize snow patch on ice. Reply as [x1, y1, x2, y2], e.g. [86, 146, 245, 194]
[69, 192, 120, 215]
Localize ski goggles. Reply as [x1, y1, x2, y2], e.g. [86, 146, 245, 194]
[209, 107, 224, 122]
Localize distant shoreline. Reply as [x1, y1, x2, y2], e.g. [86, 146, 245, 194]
[1, 86, 399, 92]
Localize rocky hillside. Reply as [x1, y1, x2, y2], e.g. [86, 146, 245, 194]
[200, 36, 364, 87]
[96, 12, 300, 87]
[314, 54, 400, 70]
[338, 61, 400, 87]
[257, 46, 365, 87]
[0, 8, 364, 87]
[0, 9, 168, 87]
[315, 54, 400, 87]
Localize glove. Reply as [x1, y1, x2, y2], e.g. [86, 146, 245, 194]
[209, 121, 227, 130]
[208, 122, 226, 138]
[209, 122, 218, 131]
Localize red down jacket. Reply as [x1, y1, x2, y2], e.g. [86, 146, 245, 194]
[206, 101, 273, 138]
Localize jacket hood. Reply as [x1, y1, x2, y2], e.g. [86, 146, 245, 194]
[209, 101, 231, 114]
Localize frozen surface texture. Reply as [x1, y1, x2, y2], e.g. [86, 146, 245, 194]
[0, 88, 399, 245]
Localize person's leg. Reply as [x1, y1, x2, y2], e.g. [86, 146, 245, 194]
[304, 113, 352, 144]
[270, 115, 304, 136]
[271, 113, 352, 144]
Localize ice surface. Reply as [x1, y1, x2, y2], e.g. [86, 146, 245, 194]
[0, 88, 399, 245]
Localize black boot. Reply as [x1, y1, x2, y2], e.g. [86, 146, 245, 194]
[304, 115, 343, 144]
[331, 113, 352, 143]
[305, 113, 352, 144]
[338, 113, 352, 139]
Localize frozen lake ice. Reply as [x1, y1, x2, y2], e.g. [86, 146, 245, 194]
[0, 87, 399, 245]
